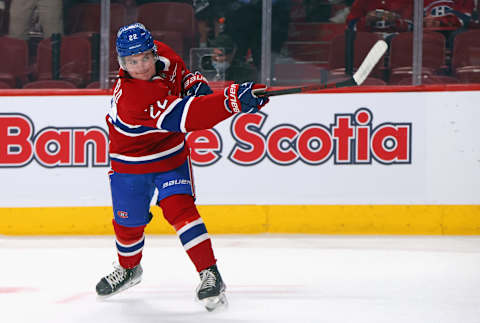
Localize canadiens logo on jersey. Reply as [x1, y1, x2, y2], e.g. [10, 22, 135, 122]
[428, 5, 452, 17]
[117, 210, 129, 218]
[424, 0, 454, 17]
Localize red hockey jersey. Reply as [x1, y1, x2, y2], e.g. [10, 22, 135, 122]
[346, 0, 413, 32]
[106, 41, 232, 174]
[424, 0, 474, 27]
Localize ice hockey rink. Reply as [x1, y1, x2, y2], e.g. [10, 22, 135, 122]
[1, 235, 479, 323]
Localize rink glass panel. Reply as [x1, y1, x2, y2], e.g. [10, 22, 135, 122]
[0, 0, 479, 88]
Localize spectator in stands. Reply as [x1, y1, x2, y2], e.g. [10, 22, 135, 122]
[424, 0, 474, 29]
[224, 0, 292, 68]
[423, 1, 475, 51]
[193, 0, 232, 48]
[207, 33, 258, 82]
[194, 0, 291, 68]
[8, 0, 63, 40]
[346, 0, 412, 33]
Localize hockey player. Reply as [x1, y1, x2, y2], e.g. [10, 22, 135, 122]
[95, 22, 268, 311]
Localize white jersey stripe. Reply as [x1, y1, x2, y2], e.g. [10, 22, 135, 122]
[117, 247, 144, 257]
[109, 118, 168, 137]
[183, 233, 209, 251]
[176, 218, 204, 236]
[180, 97, 194, 133]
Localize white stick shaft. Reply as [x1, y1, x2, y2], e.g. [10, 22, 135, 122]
[353, 40, 388, 85]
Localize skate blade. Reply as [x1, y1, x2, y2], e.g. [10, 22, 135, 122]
[96, 278, 142, 300]
[201, 293, 228, 312]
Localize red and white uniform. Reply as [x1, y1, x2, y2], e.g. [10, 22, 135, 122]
[346, 0, 413, 32]
[106, 40, 232, 174]
[424, 0, 474, 27]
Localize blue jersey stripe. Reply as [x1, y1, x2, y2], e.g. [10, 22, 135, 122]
[116, 239, 145, 254]
[112, 117, 158, 135]
[159, 97, 190, 132]
[179, 223, 207, 246]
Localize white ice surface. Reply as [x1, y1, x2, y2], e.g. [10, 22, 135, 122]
[1, 235, 479, 323]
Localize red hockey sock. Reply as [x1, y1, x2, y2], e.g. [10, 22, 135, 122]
[159, 194, 216, 272]
[112, 219, 146, 269]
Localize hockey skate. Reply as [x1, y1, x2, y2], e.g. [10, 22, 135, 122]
[96, 263, 143, 298]
[196, 264, 228, 312]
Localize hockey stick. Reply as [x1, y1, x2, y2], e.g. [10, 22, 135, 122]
[253, 40, 388, 97]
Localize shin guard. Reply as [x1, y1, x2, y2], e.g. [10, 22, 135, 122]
[113, 219, 146, 269]
[159, 194, 216, 272]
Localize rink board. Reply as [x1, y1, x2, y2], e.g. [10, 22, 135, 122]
[0, 87, 479, 235]
[0, 205, 479, 235]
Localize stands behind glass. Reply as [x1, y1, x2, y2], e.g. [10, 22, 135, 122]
[0, 0, 479, 89]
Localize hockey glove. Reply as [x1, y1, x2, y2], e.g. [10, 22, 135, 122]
[224, 82, 269, 114]
[183, 71, 213, 97]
